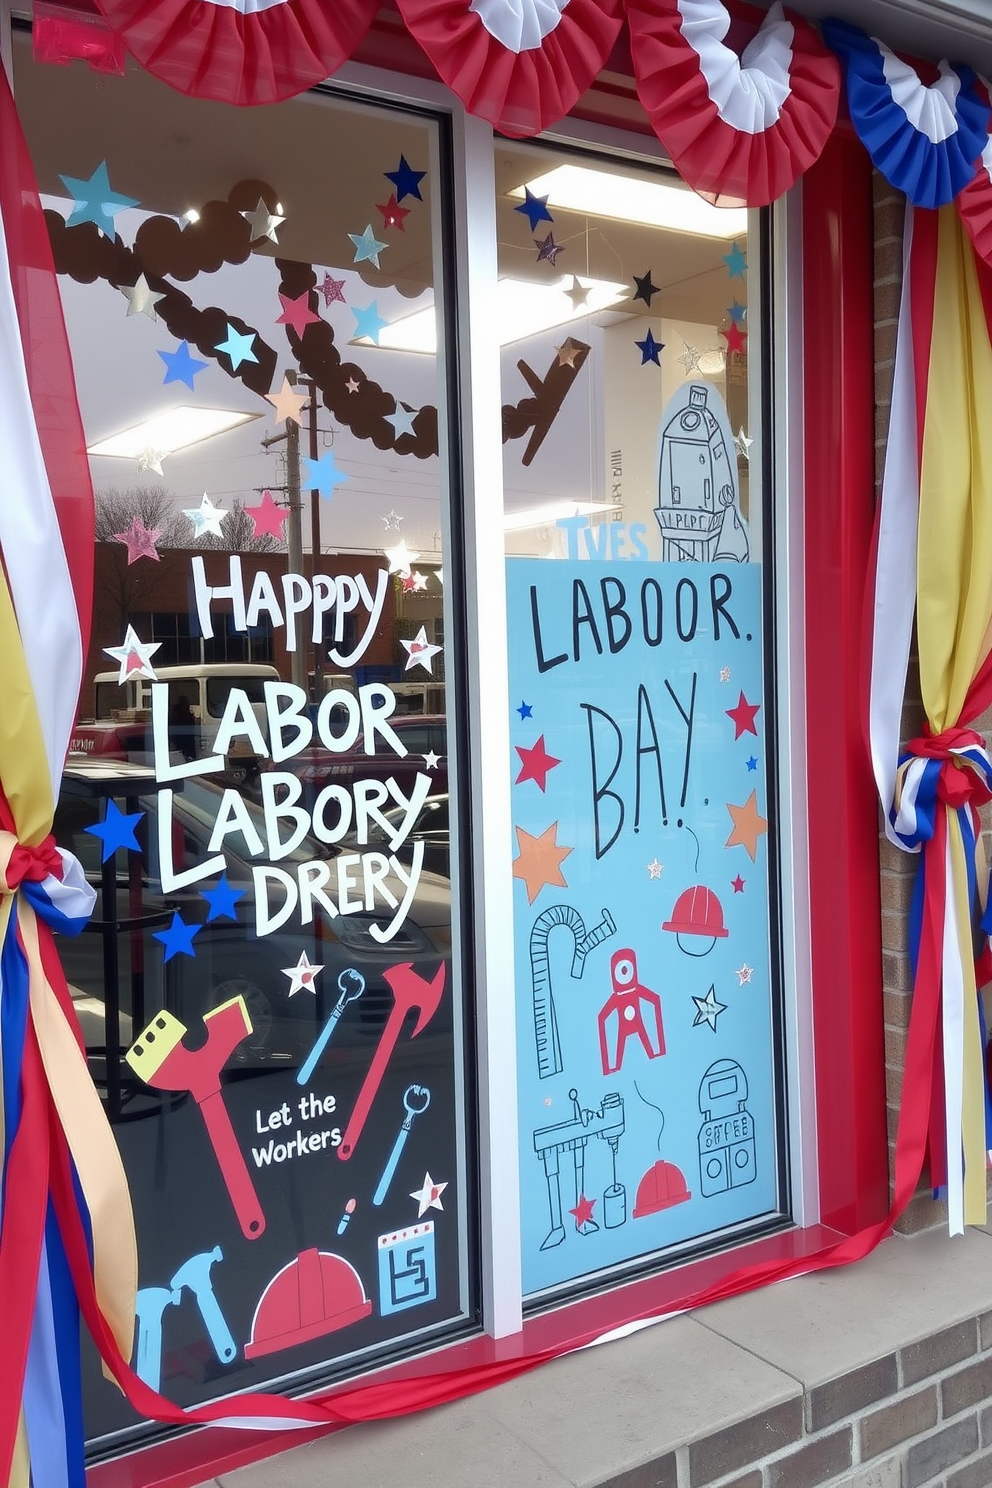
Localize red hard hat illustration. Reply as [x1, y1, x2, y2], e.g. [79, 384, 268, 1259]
[245, 1247, 373, 1359]
[632, 1159, 692, 1217]
[662, 885, 728, 953]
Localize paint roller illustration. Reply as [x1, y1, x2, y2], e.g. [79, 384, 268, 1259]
[530, 905, 616, 1078]
[126, 996, 266, 1240]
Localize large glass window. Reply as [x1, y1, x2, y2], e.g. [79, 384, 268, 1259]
[15, 34, 472, 1451]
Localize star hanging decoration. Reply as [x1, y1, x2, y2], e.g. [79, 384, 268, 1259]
[137, 448, 165, 477]
[385, 539, 419, 575]
[376, 194, 410, 231]
[351, 301, 390, 345]
[246, 490, 289, 541]
[723, 242, 747, 279]
[676, 339, 702, 374]
[746, 756, 758, 772]
[636, 328, 664, 365]
[725, 790, 768, 862]
[59, 160, 137, 238]
[514, 735, 561, 792]
[517, 701, 533, 720]
[276, 291, 321, 338]
[112, 516, 161, 565]
[320, 272, 346, 306]
[632, 270, 659, 306]
[386, 402, 418, 439]
[265, 373, 308, 425]
[410, 571, 429, 592]
[736, 963, 754, 986]
[400, 625, 442, 674]
[516, 187, 553, 231]
[731, 874, 745, 893]
[569, 1194, 597, 1229]
[184, 493, 226, 539]
[345, 376, 360, 394]
[349, 223, 387, 268]
[385, 155, 426, 203]
[158, 341, 208, 390]
[726, 691, 760, 739]
[303, 451, 350, 500]
[103, 624, 161, 683]
[215, 323, 258, 371]
[692, 985, 727, 1032]
[535, 231, 564, 266]
[647, 858, 663, 879]
[281, 951, 323, 996]
[424, 750, 441, 771]
[735, 428, 753, 461]
[154, 911, 201, 963]
[120, 274, 165, 320]
[555, 338, 583, 369]
[84, 799, 144, 862]
[201, 874, 245, 923]
[721, 323, 748, 356]
[401, 573, 418, 593]
[563, 275, 591, 311]
[727, 299, 747, 326]
[512, 821, 571, 904]
[410, 1171, 447, 1218]
[242, 198, 284, 244]
[381, 509, 403, 531]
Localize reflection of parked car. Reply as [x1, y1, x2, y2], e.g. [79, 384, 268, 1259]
[297, 714, 448, 797]
[357, 794, 450, 879]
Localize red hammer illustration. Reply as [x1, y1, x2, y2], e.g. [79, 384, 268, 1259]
[126, 996, 266, 1240]
[338, 962, 446, 1162]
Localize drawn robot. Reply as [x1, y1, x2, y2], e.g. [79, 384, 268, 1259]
[598, 948, 666, 1076]
[654, 383, 749, 563]
[697, 1058, 757, 1197]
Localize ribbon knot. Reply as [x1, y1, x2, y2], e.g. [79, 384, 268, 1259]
[891, 725, 992, 851]
[0, 833, 63, 893]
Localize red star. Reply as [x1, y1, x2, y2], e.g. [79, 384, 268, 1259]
[569, 1194, 596, 1228]
[726, 691, 760, 739]
[515, 735, 561, 792]
[245, 490, 289, 541]
[721, 322, 748, 356]
[376, 194, 410, 231]
[731, 875, 745, 894]
[276, 291, 321, 337]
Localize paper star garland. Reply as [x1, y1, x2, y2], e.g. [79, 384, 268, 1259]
[351, 301, 389, 344]
[385, 539, 419, 575]
[281, 951, 323, 996]
[516, 188, 553, 231]
[632, 270, 659, 306]
[401, 625, 442, 674]
[692, 985, 727, 1031]
[158, 341, 207, 390]
[59, 160, 137, 238]
[731, 874, 745, 893]
[721, 323, 748, 356]
[120, 274, 164, 320]
[112, 517, 161, 564]
[735, 429, 753, 461]
[276, 291, 321, 337]
[242, 198, 284, 244]
[512, 822, 571, 904]
[386, 402, 418, 439]
[349, 223, 387, 268]
[320, 272, 346, 306]
[726, 691, 760, 739]
[563, 276, 591, 310]
[84, 800, 144, 862]
[304, 451, 350, 500]
[381, 510, 402, 531]
[137, 449, 165, 477]
[246, 490, 289, 541]
[376, 194, 410, 231]
[636, 328, 664, 365]
[725, 791, 768, 862]
[517, 701, 533, 720]
[736, 963, 754, 986]
[201, 874, 245, 923]
[265, 374, 308, 425]
[723, 242, 747, 279]
[154, 911, 201, 962]
[410, 1171, 447, 1217]
[385, 155, 426, 202]
[215, 324, 258, 370]
[515, 735, 561, 792]
[535, 231, 564, 266]
[676, 339, 702, 374]
[184, 493, 226, 538]
[727, 300, 747, 326]
[647, 858, 663, 879]
[103, 624, 161, 683]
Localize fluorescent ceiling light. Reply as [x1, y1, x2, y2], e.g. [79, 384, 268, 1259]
[87, 406, 260, 459]
[511, 165, 747, 239]
[368, 275, 628, 355]
[504, 500, 612, 532]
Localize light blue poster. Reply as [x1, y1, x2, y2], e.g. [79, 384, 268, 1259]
[506, 557, 782, 1298]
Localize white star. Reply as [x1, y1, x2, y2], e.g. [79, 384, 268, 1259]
[735, 428, 753, 461]
[120, 273, 165, 320]
[563, 274, 591, 310]
[423, 750, 440, 770]
[380, 509, 403, 531]
[720, 667, 732, 683]
[184, 493, 226, 539]
[103, 624, 161, 684]
[647, 858, 663, 879]
[692, 985, 728, 1031]
[281, 951, 323, 996]
[137, 448, 165, 477]
[676, 339, 702, 374]
[736, 963, 753, 986]
[401, 626, 442, 675]
[385, 402, 418, 439]
[410, 1171, 448, 1218]
[385, 539, 419, 575]
[242, 197, 284, 244]
[411, 571, 429, 592]
[345, 376, 360, 394]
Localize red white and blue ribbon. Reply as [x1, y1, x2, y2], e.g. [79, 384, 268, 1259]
[822, 19, 990, 209]
[624, 0, 840, 207]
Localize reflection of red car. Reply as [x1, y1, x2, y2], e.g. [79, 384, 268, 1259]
[296, 715, 448, 797]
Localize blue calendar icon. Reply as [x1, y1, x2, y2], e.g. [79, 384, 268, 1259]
[377, 1223, 437, 1316]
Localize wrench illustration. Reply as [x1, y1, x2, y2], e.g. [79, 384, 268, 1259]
[338, 962, 446, 1161]
[373, 1085, 431, 1206]
[297, 968, 365, 1086]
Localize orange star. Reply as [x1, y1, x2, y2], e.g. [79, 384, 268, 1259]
[512, 822, 571, 904]
[265, 374, 308, 426]
[725, 790, 768, 862]
[555, 338, 582, 368]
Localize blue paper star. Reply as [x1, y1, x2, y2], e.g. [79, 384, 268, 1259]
[153, 911, 201, 962]
[515, 188, 553, 231]
[201, 874, 245, 923]
[746, 756, 758, 772]
[158, 341, 208, 390]
[635, 328, 664, 365]
[351, 301, 390, 345]
[384, 155, 426, 203]
[304, 451, 350, 500]
[727, 300, 747, 326]
[215, 324, 258, 371]
[84, 799, 144, 862]
[517, 701, 533, 720]
[348, 224, 387, 268]
[59, 160, 138, 239]
[723, 243, 747, 280]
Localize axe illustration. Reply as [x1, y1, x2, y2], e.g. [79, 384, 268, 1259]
[126, 997, 266, 1240]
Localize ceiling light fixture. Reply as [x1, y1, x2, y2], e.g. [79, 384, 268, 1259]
[511, 165, 747, 239]
[87, 406, 260, 460]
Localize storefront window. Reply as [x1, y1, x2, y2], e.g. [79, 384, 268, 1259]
[498, 141, 787, 1301]
[14, 36, 472, 1450]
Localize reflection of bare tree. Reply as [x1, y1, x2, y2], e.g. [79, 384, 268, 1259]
[192, 501, 279, 555]
[95, 485, 189, 546]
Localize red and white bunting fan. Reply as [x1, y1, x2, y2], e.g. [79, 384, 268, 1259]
[92, 0, 378, 107]
[625, 0, 840, 207]
[395, 0, 624, 138]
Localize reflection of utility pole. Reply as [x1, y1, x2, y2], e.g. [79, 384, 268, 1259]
[260, 370, 306, 691]
[299, 376, 323, 699]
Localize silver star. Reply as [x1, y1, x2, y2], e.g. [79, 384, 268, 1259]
[647, 858, 663, 879]
[676, 338, 702, 374]
[563, 275, 591, 311]
[120, 274, 165, 320]
[137, 448, 165, 477]
[183, 492, 226, 539]
[692, 985, 727, 1032]
[735, 427, 754, 461]
[381, 509, 403, 531]
[423, 750, 440, 770]
[241, 198, 285, 244]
